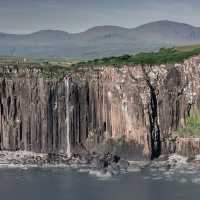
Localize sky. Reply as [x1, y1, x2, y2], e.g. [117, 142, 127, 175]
[0, 0, 199, 34]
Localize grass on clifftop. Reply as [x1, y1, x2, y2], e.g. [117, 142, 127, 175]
[0, 57, 79, 80]
[2, 46, 200, 79]
[176, 44, 200, 52]
[39, 64, 71, 80]
[39, 47, 200, 79]
[177, 110, 200, 137]
[72, 47, 200, 68]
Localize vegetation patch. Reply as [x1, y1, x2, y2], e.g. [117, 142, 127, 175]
[176, 44, 200, 52]
[0, 57, 80, 80]
[177, 110, 200, 137]
[72, 47, 200, 68]
[0, 62, 74, 80]
[1, 47, 200, 79]
[38, 64, 73, 80]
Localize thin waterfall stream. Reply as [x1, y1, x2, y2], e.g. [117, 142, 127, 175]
[65, 77, 71, 157]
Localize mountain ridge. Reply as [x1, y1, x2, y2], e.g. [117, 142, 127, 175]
[1, 20, 199, 35]
[0, 20, 200, 59]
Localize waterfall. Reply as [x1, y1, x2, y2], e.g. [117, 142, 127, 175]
[64, 77, 71, 157]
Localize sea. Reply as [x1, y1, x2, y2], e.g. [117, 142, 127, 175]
[0, 164, 200, 200]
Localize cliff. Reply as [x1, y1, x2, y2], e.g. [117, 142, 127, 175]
[1, 55, 200, 159]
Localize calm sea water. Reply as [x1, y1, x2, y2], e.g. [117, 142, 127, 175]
[0, 167, 199, 200]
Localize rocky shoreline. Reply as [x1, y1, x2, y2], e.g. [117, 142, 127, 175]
[0, 151, 129, 175]
[2, 151, 200, 181]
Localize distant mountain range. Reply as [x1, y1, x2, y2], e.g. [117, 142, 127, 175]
[0, 20, 200, 59]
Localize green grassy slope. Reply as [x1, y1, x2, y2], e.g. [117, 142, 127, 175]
[176, 44, 200, 52]
[72, 47, 200, 68]
[2, 46, 200, 79]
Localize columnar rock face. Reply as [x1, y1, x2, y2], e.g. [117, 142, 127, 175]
[176, 138, 200, 157]
[0, 67, 67, 153]
[1, 55, 200, 158]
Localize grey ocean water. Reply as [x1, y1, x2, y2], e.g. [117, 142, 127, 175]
[0, 167, 199, 200]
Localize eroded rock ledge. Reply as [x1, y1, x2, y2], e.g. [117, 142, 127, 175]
[1, 55, 200, 159]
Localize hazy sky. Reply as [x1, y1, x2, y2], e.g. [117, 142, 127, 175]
[0, 0, 199, 33]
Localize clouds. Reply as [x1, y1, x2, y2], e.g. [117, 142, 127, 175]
[0, 0, 199, 33]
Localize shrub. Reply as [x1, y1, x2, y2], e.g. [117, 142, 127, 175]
[177, 110, 200, 137]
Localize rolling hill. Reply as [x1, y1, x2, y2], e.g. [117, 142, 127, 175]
[0, 20, 200, 59]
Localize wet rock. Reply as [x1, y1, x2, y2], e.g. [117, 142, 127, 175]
[118, 159, 129, 171]
[166, 164, 171, 171]
[154, 154, 169, 162]
[97, 158, 108, 169]
[187, 156, 195, 163]
[113, 155, 120, 163]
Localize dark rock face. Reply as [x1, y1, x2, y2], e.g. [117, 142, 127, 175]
[176, 138, 200, 157]
[1, 55, 200, 158]
[0, 67, 69, 153]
